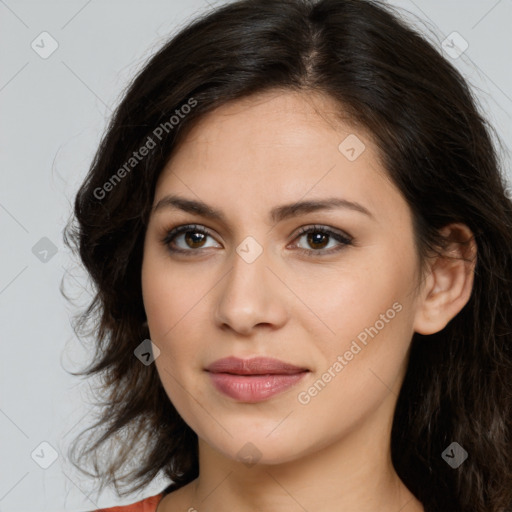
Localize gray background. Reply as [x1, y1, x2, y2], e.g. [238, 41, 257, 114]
[0, 1, 511, 511]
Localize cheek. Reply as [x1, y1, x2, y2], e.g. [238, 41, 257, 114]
[294, 301, 413, 440]
[294, 240, 417, 391]
[141, 248, 208, 342]
[141, 255, 215, 397]
[290, 251, 411, 346]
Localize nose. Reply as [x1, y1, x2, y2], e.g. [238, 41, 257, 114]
[213, 246, 289, 336]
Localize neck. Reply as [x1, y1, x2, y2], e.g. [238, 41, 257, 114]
[180, 397, 423, 512]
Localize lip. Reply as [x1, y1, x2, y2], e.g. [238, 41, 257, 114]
[205, 356, 309, 402]
[206, 356, 308, 375]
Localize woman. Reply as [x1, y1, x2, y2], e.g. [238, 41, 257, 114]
[63, 0, 512, 511]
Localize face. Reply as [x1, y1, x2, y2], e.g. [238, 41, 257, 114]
[141, 90, 424, 465]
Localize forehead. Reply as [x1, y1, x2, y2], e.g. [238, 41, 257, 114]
[154, 90, 404, 224]
[169, 89, 363, 162]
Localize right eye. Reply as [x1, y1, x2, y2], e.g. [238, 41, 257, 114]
[162, 224, 222, 254]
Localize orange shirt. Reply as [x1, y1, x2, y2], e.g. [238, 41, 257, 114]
[95, 492, 164, 512]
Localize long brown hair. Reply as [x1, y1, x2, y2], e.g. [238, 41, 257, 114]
[63, 1, 512, 510]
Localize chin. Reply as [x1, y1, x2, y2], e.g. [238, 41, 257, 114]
[199, 425, 317, 467]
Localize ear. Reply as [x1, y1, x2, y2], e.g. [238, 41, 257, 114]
[413, 223, 477, 335]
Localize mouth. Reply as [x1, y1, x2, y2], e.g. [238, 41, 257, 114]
[205, 356, 310, 402]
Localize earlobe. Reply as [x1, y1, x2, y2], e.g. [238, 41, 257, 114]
[413, 223, 477, 335]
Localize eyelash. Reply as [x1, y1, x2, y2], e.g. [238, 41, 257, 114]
[161, 223, 353, 257]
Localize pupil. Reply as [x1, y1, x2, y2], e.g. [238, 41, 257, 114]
[308, 232, 328, 249]
[185, 231, 205, 248]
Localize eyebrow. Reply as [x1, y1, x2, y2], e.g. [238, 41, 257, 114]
[152, 194, 373, 223]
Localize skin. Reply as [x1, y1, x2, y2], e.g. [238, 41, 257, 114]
[141, 89, 476, 512]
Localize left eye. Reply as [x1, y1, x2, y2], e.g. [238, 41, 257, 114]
[291, 225, 353, 255]
[162, 224, 353, 255]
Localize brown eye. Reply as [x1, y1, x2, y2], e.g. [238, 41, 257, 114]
[306, 231, 330, 250]
[293, 225, 353, 256]
[162, 224, 221, 253]
[184, 231, 207, 248]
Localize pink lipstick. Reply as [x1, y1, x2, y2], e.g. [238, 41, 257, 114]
[205, 356, 309, 402]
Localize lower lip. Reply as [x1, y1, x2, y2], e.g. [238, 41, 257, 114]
[207, 372, 308, 402]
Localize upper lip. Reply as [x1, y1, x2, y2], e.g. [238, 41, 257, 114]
[206, 356, 309, 375]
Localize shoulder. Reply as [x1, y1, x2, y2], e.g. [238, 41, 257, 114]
[94, 492, 164, 512]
